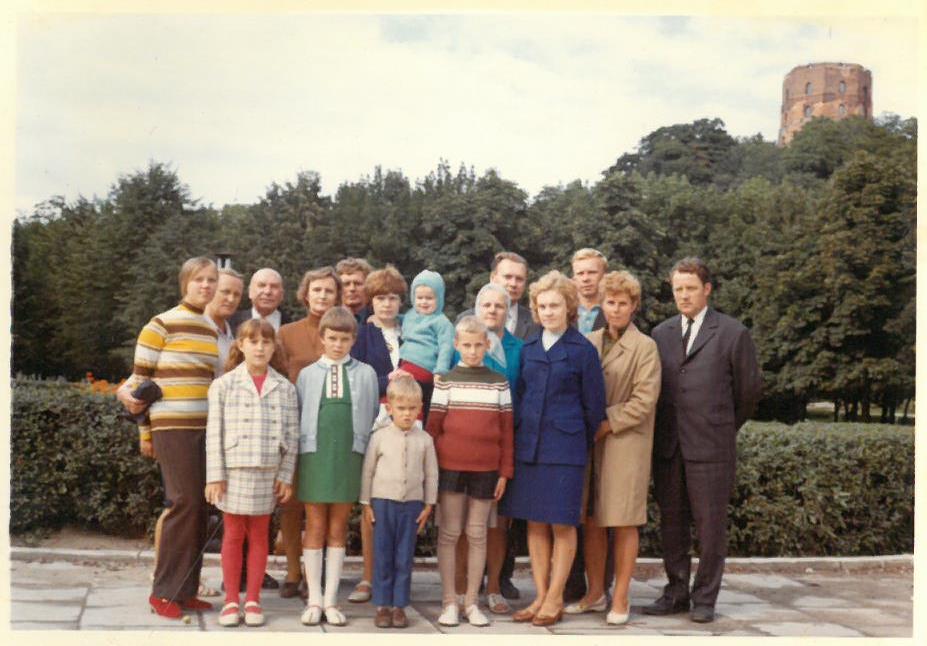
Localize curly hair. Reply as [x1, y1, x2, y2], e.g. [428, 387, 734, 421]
[528, 270, 579, 327]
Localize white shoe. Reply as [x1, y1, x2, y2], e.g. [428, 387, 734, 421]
[438, 603, 460, 626]
[300, 604, 322, 626]
[606, 604, 631, 625]
[218, 602, 241, 627]
[486, 592, 511, 614]
[565, 595, 608, 614]
[243, 601, 265, 627]
[465, 604, 490, 627]
[324, 605, 347, 626]
[348, 580, 372, 603]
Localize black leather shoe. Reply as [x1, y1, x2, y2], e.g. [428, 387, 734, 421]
[499, 577, 520, 600]
[642, 594, 690, 616]
[261, 572, 279, 590]
[690, 605, 715, 623]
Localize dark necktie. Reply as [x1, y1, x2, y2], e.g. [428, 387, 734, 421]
[682, 317, 694, 355]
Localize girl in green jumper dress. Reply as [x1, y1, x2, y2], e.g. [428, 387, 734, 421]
[296, 306, 379, 627]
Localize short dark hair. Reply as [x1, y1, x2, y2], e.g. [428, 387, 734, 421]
[669, 257, 711, 285]
[491, 251, 528, 273]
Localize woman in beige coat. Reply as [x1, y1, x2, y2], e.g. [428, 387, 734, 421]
[567, 270, 661, 625]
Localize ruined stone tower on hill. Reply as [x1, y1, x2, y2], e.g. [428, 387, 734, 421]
[778, 62, 872, 146]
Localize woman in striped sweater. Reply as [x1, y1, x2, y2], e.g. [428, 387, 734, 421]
[120, 257, 220, 619]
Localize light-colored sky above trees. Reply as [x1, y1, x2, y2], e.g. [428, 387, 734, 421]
[14, 11, 919, 214]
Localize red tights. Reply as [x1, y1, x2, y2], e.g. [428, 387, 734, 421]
[221, 513, 270, 604]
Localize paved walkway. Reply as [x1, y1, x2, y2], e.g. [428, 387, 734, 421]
[9, 548, 913, 637]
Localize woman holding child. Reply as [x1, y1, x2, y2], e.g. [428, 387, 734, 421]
[499, 270, 607, 627]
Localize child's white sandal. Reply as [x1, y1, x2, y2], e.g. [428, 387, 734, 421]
[301, 604, 322, 625]
[218, 602, 241, 627]
[324, 605, 347, 626]
[243, 601, 264, 627]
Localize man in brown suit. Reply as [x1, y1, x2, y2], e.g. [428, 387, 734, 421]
[643, 258, 762, 623]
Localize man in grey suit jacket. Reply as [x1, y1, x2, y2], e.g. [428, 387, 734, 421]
[229, 267, 290, 334]
[459, 251, 540, 340]
[644, 257, 762, 623]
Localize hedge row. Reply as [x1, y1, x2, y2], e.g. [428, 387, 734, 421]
[11, 378, 914, 555]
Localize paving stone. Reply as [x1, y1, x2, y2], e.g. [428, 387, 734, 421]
[714, 603, 808, 622]
[11, 586, 88, 602]
[755, 621, 863, 637]
[86, 585, 153, 606]
[857, 624, 913, 638]
[723, 573, 804, 589]
[809, 607, 911, 627]
[792, 594, 854, 608]
[81, 605, 203, 629]
[715, 588, 765, 604]
[11, 601, 83, 622]
[11, 621, 80, 630]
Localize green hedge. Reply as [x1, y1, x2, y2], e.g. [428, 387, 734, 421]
[11, 379, 914, 556]
[11, 378, 163, 536]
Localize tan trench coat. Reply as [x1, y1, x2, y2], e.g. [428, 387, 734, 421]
[584, 323, 661, 527]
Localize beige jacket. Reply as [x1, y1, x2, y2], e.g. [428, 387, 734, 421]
[585, 324, 661, 526]
[360, 423, 439, 505]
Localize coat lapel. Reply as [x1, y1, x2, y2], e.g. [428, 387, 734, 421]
[684, 308, 717, 363]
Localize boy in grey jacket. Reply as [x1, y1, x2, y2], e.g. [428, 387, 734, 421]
[360, 375, 438, 628]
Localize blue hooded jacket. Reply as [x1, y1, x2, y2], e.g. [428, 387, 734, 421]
[399, 270, 455, 375]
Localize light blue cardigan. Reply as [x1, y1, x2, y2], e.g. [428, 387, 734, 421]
[295, 357, 379, 455]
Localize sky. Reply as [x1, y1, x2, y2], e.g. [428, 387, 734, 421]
[13, 12, 920, 215]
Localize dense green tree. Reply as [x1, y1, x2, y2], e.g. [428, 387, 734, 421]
[608, 118, 737, 185]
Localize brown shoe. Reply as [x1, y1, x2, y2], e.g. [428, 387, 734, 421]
[375, 606, 393, 628]
[280, 580, 301, 599]
[532, 609, 563, 627]
[391, 607, 408, 628]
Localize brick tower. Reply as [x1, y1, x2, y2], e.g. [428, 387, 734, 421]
[778, 62, 872, 146]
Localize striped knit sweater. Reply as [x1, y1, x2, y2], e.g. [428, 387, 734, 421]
[129, 302, 218, 439]
[424, 364, 514, 478]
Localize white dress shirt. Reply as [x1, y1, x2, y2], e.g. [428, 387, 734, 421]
[682, 306, 708, 355]
[251, 307, 282, 332]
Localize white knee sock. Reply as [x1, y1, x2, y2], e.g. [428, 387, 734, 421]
[323, 546, 346, 608]
[303, 548, 323, 607]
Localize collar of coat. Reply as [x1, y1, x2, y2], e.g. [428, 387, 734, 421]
[228, 362, 287, 398]
[587, 322, 642, 369]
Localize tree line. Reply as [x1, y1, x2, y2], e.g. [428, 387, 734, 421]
[12, 115, 916, 424]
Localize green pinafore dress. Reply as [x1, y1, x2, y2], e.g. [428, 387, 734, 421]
[298, 364, 363, 503]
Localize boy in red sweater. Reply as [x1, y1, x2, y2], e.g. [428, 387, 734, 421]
[425, 316, 514, 628]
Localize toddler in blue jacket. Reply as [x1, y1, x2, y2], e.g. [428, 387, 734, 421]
[396, 269, 455, 422]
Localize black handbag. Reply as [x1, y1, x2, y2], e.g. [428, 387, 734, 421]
[118, 380, 163, 424]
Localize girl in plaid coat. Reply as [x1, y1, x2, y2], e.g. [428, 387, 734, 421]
[206, 319, 299, 627]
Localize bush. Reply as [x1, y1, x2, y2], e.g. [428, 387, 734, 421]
[11, 380, 914, 556]
[11, 378, 163, 536]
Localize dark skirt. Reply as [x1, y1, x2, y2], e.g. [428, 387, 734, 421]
[438, 469, 498, 500]
[499, 460, 584, 526]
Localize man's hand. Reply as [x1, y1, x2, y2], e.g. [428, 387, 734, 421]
[594, 419, 611, 442]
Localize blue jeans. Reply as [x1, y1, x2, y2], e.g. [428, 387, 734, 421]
[371, 498, 424, 608]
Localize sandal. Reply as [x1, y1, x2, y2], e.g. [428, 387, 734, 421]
[243, 601, 265, 627]
[218, 602, 241, 627]
[198, 580, 220, 598]
[301, 604, 323, 626]
[348, 580, 372, 603]
[324, 605, 347, 626]
[486, 592, 511, 614]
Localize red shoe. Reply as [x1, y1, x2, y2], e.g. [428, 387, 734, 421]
[149, 595, 183, 619]
[181, 597, 214, 611]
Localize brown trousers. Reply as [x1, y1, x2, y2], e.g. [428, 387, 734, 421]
[151, 430, 207, 601]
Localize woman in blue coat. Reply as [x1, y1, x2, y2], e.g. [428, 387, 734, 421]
[500, 270, 606, 626]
